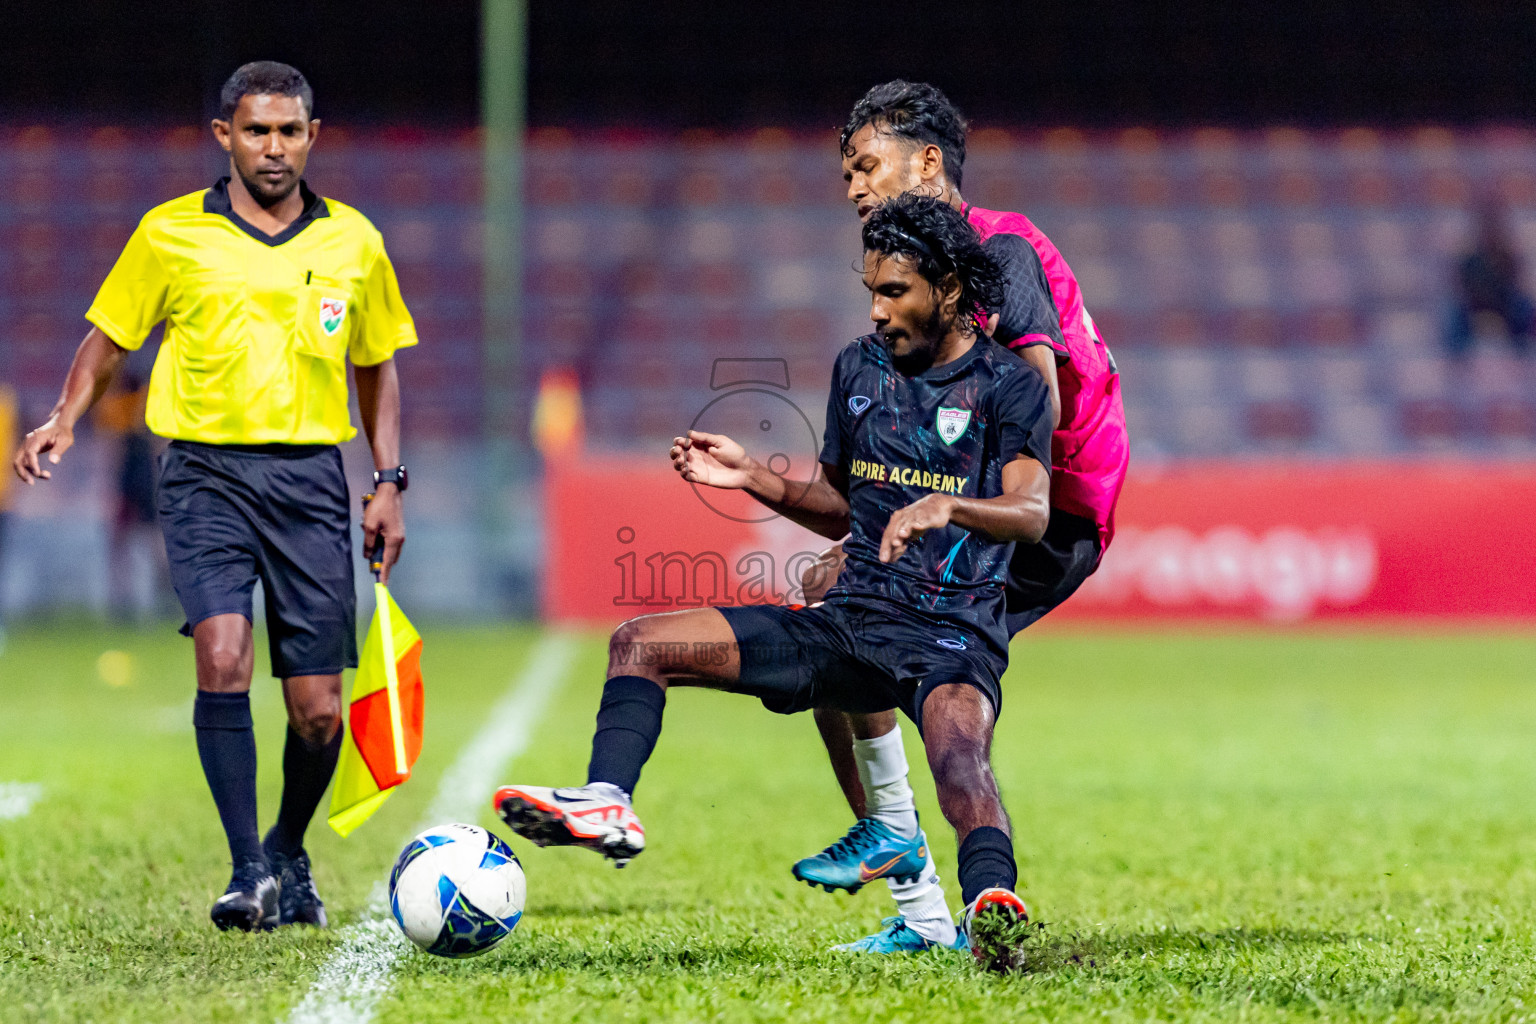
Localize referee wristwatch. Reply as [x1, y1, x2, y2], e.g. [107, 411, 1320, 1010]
[373, 466, 409, 492]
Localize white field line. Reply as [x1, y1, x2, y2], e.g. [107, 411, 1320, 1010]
[284, 632, 578, 1024]
[0, 782, 42, 821]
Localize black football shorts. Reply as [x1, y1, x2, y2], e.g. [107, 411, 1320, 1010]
[1004, 509, 1102, 635]
[157, 441, 358, 678]
[717, 599, 1007, 732]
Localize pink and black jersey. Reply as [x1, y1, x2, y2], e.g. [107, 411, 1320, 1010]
[964, 204, 1129, 553]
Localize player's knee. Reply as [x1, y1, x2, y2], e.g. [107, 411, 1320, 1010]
[290, 697, 342, 747]
[608, 616, 648, 661]
[198, 641, 249, 690]
[607, 615, 669, 676]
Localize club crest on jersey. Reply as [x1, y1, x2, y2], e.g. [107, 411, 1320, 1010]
[848, 395, 871, 415]
[319, 297, 347, 336]
[936, 407, 971, 445]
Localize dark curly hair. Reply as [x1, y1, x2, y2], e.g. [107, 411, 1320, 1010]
[841, 80, 968, 189]
[862, 193, 1004, 336]
[220, 61, 313, 121]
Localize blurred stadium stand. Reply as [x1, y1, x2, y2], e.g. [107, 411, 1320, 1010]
[7, 123, 1536, 460]
[5, 122, 1536, 614]
[519, 124, 1536, 460]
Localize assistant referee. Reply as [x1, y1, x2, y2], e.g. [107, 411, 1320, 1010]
[12, 62, 417, 932]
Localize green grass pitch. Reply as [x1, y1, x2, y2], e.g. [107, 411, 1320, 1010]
[3, 620, 1536, 1022]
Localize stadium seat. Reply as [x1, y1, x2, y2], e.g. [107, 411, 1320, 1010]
[1247, 399, 1317, 444]
[1398, 398, 1463, 444]
[529, 263, 596, 302]
[1294, 307, 1360, 348]
[1198, 170, 1245, 207]
[1155, 308, 1210, 347]
[1484, 398, 1536, 442]
[1224, 309, 1283, 349]
[1319, 400, 1395, 453]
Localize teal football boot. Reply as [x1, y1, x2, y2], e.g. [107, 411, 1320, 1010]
[791, 817, 928, 894]
[833, 916, 969, 954]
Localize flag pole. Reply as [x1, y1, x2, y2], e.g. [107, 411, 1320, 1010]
[365, 493, 411, 778]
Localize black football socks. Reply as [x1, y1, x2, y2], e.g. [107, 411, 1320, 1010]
[586, 675, 666, 797]
[193, 690, 263, 867]
[266, 724, 344, 857]
[957, 826, 1018, 905]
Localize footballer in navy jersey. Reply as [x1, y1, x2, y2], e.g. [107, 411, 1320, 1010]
[820, 331, 1052, 664]
[786, 82, 1129, 959]
[491, 194, 1051, 961]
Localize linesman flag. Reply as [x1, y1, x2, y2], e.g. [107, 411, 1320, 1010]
[328, 580, 424, 836]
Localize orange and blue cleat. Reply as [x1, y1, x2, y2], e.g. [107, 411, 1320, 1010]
[791, 817, 929, 894]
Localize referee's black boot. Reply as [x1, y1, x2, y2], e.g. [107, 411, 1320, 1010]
[264, 835, 328, 928]
[210, 857, 279, 932]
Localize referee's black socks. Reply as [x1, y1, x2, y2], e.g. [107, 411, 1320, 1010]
[193, 690, 263, 868]
[266, 724, 344, 857]
[586, 675, 666, 798]
[958, 826, 1018, 905]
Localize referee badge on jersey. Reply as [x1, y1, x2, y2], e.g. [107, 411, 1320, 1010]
[319, 296, 348, 336]
[936, 407, 971, 445]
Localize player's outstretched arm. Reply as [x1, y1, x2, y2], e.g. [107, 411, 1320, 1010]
[670, 430, 850, 539]
[879, 454, 1050, 564]
[670, 430, 753, 489]
[13, 326, 128, 484]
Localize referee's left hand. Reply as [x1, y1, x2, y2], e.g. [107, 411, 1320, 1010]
[363, 485, 406, 583]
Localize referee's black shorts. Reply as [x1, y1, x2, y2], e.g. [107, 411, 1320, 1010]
[1004, 509, 1102, 636]
[716, 599, 1007, 732]
[156, 441, 358, 678]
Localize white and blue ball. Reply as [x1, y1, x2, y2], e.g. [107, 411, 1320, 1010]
[388, 823, 526, 958]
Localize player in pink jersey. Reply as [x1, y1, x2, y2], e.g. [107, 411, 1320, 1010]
[794, 81, 1129, 955]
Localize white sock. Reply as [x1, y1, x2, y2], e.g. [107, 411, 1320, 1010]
[891, 864, 957, 946]
[853, 726, 957, 946]
[852, 726, 918, 838]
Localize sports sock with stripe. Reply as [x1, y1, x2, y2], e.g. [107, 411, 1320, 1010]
[193, 690, 264, 868]
[586, 675, 666, 797]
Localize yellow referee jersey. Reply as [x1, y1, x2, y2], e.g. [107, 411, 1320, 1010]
[86, 178, 418, 445]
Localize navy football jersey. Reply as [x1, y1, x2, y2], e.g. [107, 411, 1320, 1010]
[819, 334, 1053, 658]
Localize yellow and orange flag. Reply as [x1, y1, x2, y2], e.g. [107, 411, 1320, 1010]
[328, 582, 423, 837]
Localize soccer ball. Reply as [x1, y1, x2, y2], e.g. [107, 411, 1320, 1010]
[388, 823, 527, 958]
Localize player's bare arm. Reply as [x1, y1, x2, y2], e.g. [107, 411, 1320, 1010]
[1013, 343, 1061, 430]
[879, 453, 1050, 563]
[13, 326, 128, 484]
[670, 429, 851, 539]
[355, 358, 406, 582]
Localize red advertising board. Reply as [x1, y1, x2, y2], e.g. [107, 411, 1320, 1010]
[544, 459, 1536, 626]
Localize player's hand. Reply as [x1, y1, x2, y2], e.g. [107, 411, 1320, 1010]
[13, 417, 75, 484]
[879, 493, 956, 564]
[981, 313, 1000, 338]
[670, 430, 753, 490]
[363, 484, 406, 584]
[800, 543, 845, 604]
